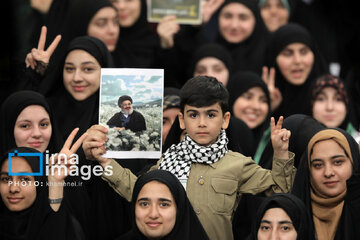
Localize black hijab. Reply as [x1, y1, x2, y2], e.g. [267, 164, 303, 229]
[258, 114, 326, 170]
[188, 43, 233, 79]
[0, 147, 88, 240]
[47, 36, 113, 148]
[227, 71, 271, 152]
[291, 128, 360, 239]
[248, 193, 316, 240]
[264, 23, 328, 119]
[38, 0, 116, 96]
[215, 0, 270, 75]
[0, 90, 62, 155]
[115, 0, 160, 68]
[117, 170, 209, 240]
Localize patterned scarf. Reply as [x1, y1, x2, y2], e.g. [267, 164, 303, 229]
[159, 129, 229, 179]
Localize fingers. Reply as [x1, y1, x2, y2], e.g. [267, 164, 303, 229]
[46, 34, 61, 56]
[70, 131, 88, 153]
[275, 116, 284, 130]
[37, 26, 47, 50]
[90, 124, 108, 133]
[262, 66, 269, 83]
[268, 67, 276, 88]
[25, 53, 36, 69]
[63, 128, 80, 150]
[270, 116, 284, 132]
[278, 129, 291, 141]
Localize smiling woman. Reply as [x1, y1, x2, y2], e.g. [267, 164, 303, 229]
[0, 90, 61, 154]
[116, 170, 209, 240]
[292, 128, 360, 240]
[264, 23, 328, 119]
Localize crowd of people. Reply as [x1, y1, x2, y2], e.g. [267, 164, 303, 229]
[1, 0, 360, 239]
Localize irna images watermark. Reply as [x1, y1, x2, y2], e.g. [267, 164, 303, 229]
[8, 150, 113, 181]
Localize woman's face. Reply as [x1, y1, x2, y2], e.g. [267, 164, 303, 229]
[111, 0, 141, 27]
[88, 7, 119, 52]
[276, 42, 314, 86]
[312, 87, 347, 128]
[63, 49, 101, 101]
[0, 157, 37, 211]
[219, 3, 256, 44]
[14, 105, 52, 153]
[232, 87, 269, 129]
[310, 139, 353, 197]
[135, 180, 177, 239]
[257, 207, 297, 240]
[260, 0, 289, 32]
[193, 57, 230, 86]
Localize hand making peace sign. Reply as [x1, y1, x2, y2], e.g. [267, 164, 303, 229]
[262, 66, 282, 112]
[270, 116, 291, 159]
[25, 26, 61, 71]
[48, 128, 87, 183]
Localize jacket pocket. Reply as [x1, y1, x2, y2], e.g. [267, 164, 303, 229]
[209, 178, 238, 214]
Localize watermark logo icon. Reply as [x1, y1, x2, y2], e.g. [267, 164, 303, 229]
[8, 150, 43, 176]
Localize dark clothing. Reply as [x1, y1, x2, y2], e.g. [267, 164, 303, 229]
[258, 114, 326, 170]
[0, 147, 86, 240]
[116, 170, 209, 240]
[291, 128, 360, 240]
[246, 193, 316, 240]
[107, 110, 146, 132]
[227, 71, 271, 154]
[264, 23, 328, 119]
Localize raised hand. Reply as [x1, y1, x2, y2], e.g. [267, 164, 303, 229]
[157, 15, 180, 49]
[202, 0, 225, 24]
[270, 116, 291, 159]
[262, 66, 282, 112]
[48, 128, 87, 182]
[82, 125, 112, 166]
[25, 26, 61, 72]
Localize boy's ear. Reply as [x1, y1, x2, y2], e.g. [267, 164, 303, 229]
[178, 112, 186, 130]
[221, 111, 231, 130]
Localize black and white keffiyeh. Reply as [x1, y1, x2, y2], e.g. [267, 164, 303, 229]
[159, 129, 229, 179]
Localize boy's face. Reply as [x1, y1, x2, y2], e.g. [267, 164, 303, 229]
[178, 103, 230, 146]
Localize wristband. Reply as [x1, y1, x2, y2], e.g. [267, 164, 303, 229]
[49, 198, 63, 204]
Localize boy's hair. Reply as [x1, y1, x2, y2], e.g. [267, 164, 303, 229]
[180, 76, 229, 114]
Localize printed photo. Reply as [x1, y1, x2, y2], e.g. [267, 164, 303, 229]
[99, 68, 164, 159]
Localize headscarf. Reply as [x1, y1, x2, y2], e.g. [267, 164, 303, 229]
[0, 90, 62, 155]
[115, 0, 160, 68]
[311, 74, 350, 130]
[0, 147, 48, 240]
[264, 23, 328, 119]
[65, 0, 116, 46]
[163, 87, 180, 111]
[292, 128, 360, 240]
[215, 0, 270, 74]
[0, 147, 87, 240]
[39, 0, 116, 96]
[117, 170, 209, 240]
[258, 114, 326, 169]
[227, 71, 271, 152]
[188, 43, 233, 78]
[258, 0, 291, 13]
[47, 36, 113, 147]
[248, 193, 315, 240]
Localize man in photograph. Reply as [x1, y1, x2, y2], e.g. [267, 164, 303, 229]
[107, 95, 146, 132]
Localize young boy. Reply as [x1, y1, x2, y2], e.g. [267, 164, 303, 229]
[83, 76, 295, 240]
